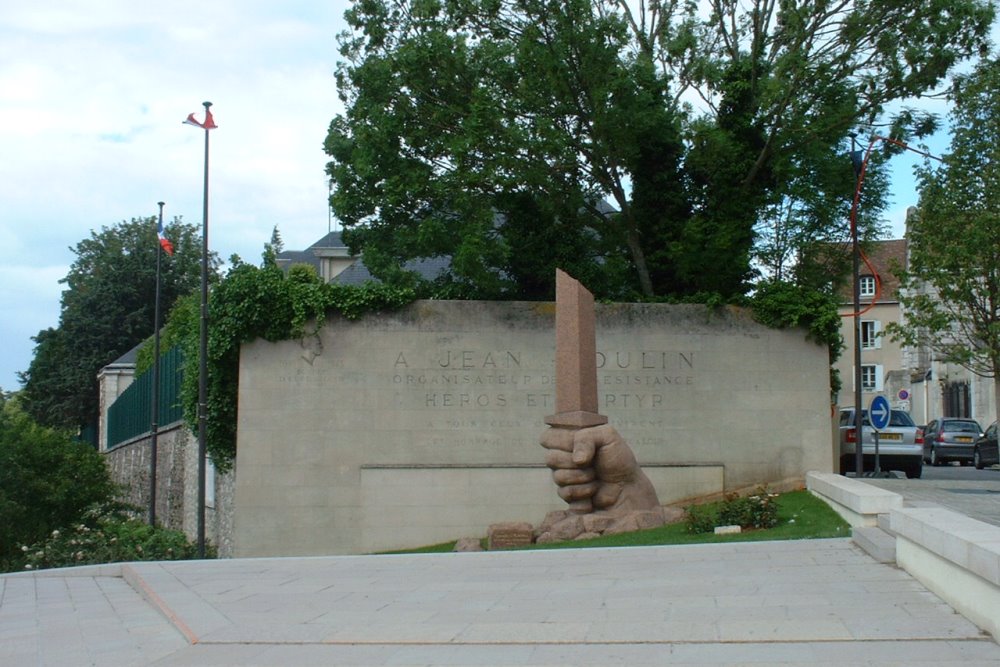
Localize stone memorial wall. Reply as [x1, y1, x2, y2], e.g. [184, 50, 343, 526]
[233, 300, 832, 556]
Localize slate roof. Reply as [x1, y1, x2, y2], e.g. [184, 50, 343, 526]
[276, 231, 450, 284]
[275, 231, 346, 276]
[282, 198, 618, 286]
[105, 341, 143, 369]
[330, 255, 452, 285]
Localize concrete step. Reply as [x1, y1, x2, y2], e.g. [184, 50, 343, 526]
[852, 525, 896, 564]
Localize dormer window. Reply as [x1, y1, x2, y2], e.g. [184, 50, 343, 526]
[859, 275, 876, 298]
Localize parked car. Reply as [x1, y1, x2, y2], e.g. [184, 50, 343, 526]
[838, 407, 923, 478]
[923, 418, 983, 466]
[974, 421, 1000, 470]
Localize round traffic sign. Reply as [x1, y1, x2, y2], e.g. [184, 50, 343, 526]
[869, 395, 891, 431]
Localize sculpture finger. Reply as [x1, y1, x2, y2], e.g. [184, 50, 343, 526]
[540, 428, 575, 453]
[544, 449, 578, 470]
[552, 467, 596, 486]
[557, 481, 599, 502]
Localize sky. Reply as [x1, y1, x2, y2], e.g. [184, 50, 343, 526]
[0, 2, 973, 392]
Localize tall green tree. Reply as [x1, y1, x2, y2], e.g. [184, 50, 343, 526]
[327, 0, 992, 300]
[889, 57, 1000, 425]
[19, 217, 210, 431]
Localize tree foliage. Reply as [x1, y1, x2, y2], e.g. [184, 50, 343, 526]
[889, 57, 1000, 423]
[19, 217, 212, 431]
[327, 0, 992, 300]
[0, 393, 118, 571]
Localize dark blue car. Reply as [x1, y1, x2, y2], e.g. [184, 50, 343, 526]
[973, 421, 999, 470]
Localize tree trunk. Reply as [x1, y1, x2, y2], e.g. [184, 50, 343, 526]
[625, 227, 654, 298]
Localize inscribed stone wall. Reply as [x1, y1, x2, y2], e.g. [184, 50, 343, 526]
[234, 300, 833, 557]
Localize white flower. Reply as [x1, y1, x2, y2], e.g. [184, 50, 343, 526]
[24, 564, 33, 570]
[51, 530, 60, 539]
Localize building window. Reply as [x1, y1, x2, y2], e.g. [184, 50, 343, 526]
[861, 320, 881, 349]
[861, 364, 883, 392]
[859, 275, 876, 297]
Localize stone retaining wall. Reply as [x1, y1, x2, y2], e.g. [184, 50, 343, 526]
[104, 425, 235, 557]
[234, 299, 833, 556]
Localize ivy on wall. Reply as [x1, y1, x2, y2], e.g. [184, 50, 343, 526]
[149, 251, 415, 471]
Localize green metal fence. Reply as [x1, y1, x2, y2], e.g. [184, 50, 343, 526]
[106, 346, 185, 449]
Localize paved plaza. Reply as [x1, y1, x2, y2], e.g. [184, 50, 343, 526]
[3, 479, 1000, 666]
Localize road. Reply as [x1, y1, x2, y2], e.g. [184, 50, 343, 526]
[920, 461, 1000, 481]
[858, 460, 1000, 527]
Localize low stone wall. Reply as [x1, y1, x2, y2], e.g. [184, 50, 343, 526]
[103, 425, 235, 557]
[356, 463, 725, 553]
[805, 471, 902, 527]
[807, 471, 1000, 641]
[891, 507, 1000, 641]
[234, 299, 833, 556]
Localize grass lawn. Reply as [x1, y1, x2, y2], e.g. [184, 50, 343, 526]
[379, 489, 850, 554]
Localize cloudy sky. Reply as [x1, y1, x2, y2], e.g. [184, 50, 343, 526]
[0, 2, 960, 392]
[0, 1, 352, 391]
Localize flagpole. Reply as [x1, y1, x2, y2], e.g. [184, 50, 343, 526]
[149, 202, 166, 527]
[197, 101, 212, 558]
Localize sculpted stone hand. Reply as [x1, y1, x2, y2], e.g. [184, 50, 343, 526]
[541, 424, 661, 515]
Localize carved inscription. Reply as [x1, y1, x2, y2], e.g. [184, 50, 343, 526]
[390, 348, 696, 415]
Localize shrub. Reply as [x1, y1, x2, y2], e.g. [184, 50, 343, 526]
[686, 486, 779, 533]
[685, 503, 719, 534]
[718, 487, 779, 530]
[0, 394, 118, 571]
[19, 503, 211, 571]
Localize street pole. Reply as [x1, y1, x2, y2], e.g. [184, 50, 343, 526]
[197, 101, 211, 558]
[149, 202, 165, 526]
[850, 135, 864, 477]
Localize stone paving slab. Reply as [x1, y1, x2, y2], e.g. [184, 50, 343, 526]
[0, 570, 187, 666]
[135, 540, 983, 647]
[4, 538, 1000, 665]
[148, 640, 1000, 667]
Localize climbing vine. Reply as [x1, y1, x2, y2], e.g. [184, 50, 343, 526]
[152, 252, 415, 470]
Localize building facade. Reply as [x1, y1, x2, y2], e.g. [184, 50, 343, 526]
[836, 228, 996, 430]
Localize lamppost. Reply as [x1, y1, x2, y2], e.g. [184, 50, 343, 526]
[846, 134, 941, 476]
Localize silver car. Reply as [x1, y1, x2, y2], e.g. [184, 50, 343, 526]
[923, 418, 983, 466]
[838, 408, 923, 478]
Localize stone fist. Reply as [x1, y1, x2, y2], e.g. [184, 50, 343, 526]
[541, 423, 661, 515]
